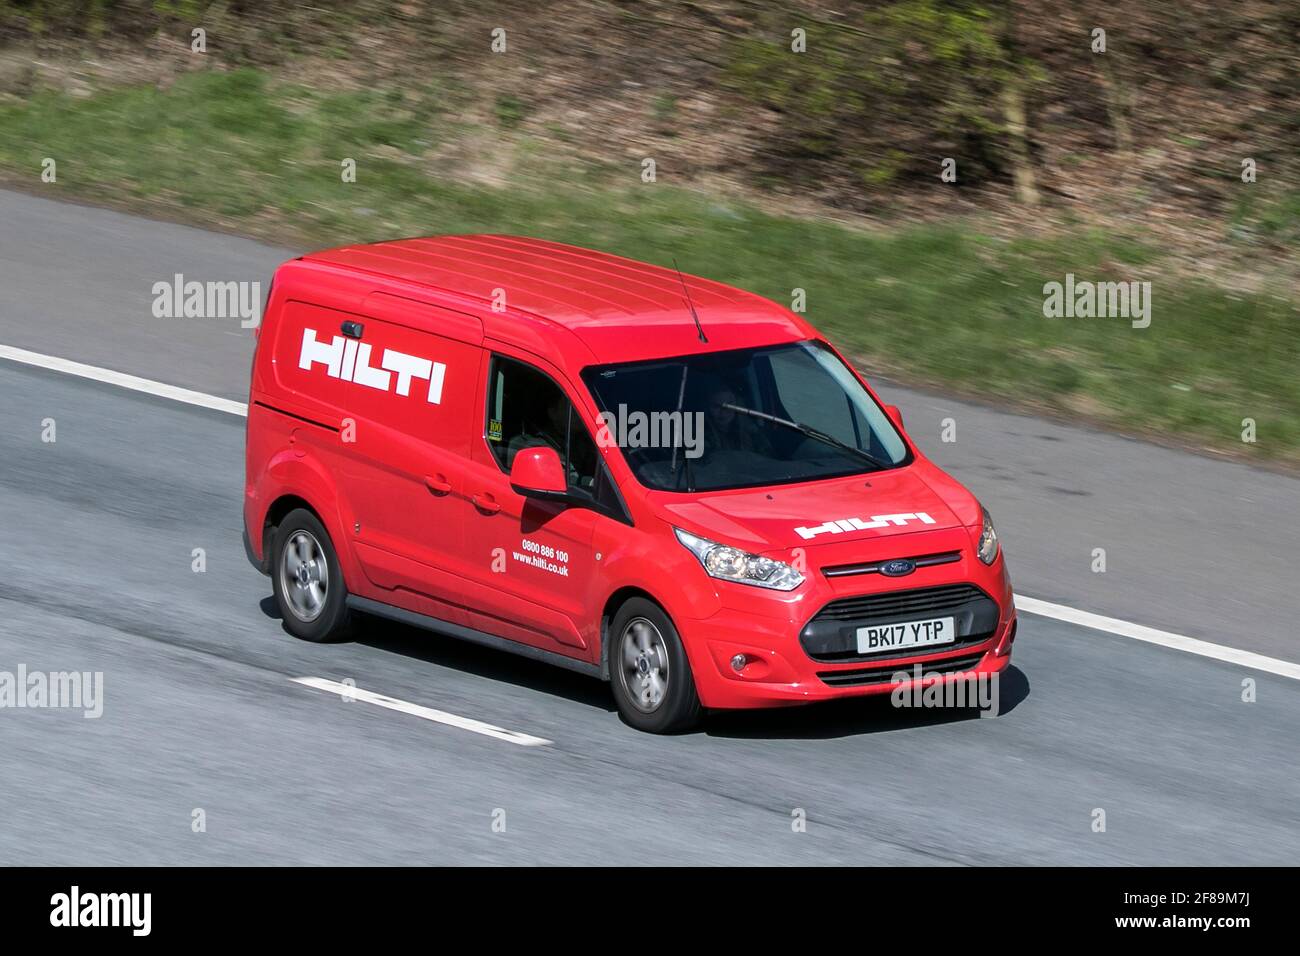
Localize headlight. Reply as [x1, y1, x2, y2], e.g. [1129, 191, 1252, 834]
[673, 528, 804, 591]
[977, 507, 999, 565]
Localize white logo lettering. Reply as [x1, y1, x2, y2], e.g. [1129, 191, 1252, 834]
[299, 328, 344, 377]
[299, 328, 447, 404]
[794, 512, 936, 540]
[382, 350, 433, 396]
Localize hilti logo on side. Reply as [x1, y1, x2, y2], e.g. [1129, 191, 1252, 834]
[794, 512, 937, 540]
[299, 328, 447, 404]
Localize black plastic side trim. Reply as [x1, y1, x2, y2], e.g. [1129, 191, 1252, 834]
[817, 651, 988, 687]
[243, 526, 268, 575]
[346, 596, 605, 680]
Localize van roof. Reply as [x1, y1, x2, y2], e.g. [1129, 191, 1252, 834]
[301, 235, 812, 364]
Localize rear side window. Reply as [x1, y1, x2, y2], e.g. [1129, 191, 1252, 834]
[485, 356, 625, 517]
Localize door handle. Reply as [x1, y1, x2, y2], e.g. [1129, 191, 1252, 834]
[472, 492, 501, 515]
[424, 474, 452, 496]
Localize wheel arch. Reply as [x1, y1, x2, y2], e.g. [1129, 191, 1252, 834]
[251, 450, 358, 587]
[261, 494, 322, 572]
[599, 586, 664, 681]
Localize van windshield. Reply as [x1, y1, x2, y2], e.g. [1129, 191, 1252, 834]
[580, 340, 909, 492]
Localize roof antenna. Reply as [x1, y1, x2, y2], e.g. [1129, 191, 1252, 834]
[673, 257, 708, 343]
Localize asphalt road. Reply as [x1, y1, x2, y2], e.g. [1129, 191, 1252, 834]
[0, 188, 1297, 864]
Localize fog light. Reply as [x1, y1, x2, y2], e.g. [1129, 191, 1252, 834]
[730, 654, 748, 672]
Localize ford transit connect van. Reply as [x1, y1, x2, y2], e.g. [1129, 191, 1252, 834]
[244, 236, 1015, 732]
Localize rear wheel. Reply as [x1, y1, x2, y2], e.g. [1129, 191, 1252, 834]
[609, 598, 702, 733]
[271, 508, 352, 642]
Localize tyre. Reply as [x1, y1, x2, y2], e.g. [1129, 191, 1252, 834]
[609, 598, 702, 733]
[271, 508, 352, 642]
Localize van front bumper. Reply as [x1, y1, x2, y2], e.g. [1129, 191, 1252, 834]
[678, 569, 1016, 709]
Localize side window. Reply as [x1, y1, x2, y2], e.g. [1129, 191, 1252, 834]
[485, 356, 601, 494]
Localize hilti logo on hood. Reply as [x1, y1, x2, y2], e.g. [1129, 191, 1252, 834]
[299, 328, 446, 404]
[795, 512, 936, 540]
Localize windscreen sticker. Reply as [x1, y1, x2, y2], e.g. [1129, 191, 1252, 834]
[488, 419, 503, 442]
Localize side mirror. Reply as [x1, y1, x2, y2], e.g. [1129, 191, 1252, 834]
[884, 404, 905, 431]
[509, 446, 568, 499]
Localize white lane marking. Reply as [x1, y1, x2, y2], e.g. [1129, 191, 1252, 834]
[5, 344, 1297, 682]
[290, 677, 552, 747]
[1016, 595, 1300, 681]
[0, 343, 248, 416]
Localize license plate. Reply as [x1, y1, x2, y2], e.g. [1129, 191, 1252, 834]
[856, 616, 956, 655]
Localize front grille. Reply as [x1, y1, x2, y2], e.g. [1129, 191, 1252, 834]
[817, 652, 987, 688]
[815, 583, 985, 621]
[822, 550, 961, 579]
[800, 583, 1000, 663]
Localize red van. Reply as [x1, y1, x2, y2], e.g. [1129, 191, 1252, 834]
[243, 236, 1015, 732]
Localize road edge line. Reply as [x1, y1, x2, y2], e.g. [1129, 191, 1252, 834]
[1016, 595, 1300, 681]
[0, 343, 248, 417]
[290, 677, 553, 746]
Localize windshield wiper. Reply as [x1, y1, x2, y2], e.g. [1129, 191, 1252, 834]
[722, 403, 891, 471]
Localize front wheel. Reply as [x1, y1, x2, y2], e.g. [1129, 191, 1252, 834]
[609, 598, 702, 733]
[271, 508, 352, 642]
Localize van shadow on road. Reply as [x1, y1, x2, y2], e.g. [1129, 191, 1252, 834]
[284, 599, 617, 712]
[261, 596, 1030, 739]
[704, 666, 1029, 741]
